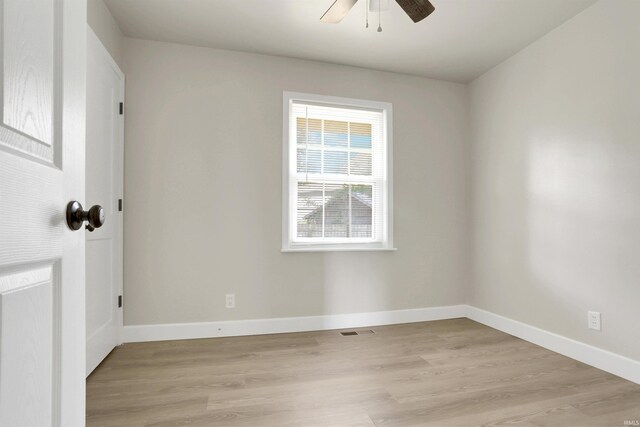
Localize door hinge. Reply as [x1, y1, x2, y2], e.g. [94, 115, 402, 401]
[118, 295, 123, 308]
[118, 198, 123, 212]
[119, 102, 123, 115]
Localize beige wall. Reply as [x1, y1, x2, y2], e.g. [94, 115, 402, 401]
[469, 0, 640, 360]
[87, 0, 124, 69]
[122, 38, 470, 326]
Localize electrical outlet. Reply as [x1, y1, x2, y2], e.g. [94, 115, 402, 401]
[588, 311, 601, 331]
[225, 294, 235, 309]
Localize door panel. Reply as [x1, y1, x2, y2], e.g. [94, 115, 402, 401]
[85, 28, 124, 376]
[0, 0, 57, 161]
[0, 0, 86, 425]
[0, 265, 56, 427]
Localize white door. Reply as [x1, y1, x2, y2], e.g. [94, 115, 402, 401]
[0, 0, 86, 426]
[85, 28, 124, 376]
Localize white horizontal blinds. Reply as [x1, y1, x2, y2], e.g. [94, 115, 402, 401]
[292, 101, 385, 243]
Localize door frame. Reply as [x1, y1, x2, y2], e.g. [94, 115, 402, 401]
[85, 26, 125, 374]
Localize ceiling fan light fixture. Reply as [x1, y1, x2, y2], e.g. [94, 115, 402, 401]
[320, 0, 435, 28]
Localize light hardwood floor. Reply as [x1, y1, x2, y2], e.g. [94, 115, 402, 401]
[86, 319, 640, 426]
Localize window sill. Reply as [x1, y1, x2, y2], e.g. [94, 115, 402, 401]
[282, 245, 397, 253]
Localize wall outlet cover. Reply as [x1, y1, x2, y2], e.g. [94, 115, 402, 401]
[225, 294, 235, 309]
[588, 311, 601, 331]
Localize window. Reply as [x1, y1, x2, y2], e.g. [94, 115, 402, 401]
[282, 92, 393, 251]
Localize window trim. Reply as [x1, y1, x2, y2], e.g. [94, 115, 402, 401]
[282, 91, 395, 252]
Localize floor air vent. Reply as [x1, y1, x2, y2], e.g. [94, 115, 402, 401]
[340, 330, 375, 336]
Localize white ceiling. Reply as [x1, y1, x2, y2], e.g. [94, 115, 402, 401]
[104, 0, 597, 83]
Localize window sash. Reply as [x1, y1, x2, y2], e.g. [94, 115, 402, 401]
[291, 179, 382, 243]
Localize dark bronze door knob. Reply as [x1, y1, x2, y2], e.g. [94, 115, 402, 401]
[66, 201, 105, 231]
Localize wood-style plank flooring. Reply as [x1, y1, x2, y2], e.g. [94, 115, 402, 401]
[86, 319, 640, 426]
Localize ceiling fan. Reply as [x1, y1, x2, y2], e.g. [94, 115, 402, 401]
[320, 0, 435, 24]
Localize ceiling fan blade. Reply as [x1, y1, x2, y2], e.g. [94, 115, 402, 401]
[395, 0, 435, 23]
[320, 0, 359, 23]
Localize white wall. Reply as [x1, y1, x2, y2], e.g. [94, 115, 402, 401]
[87, 0, 124, 69]
[122, 39, 470, 326]
[469, 0, 640, 360]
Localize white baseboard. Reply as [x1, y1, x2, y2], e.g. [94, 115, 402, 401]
[121, 304, 639, 385]
[122, 304, 467, 343]
[466, 306, 640, 385]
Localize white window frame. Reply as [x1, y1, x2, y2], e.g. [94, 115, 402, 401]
[282, 91, 394, 252]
